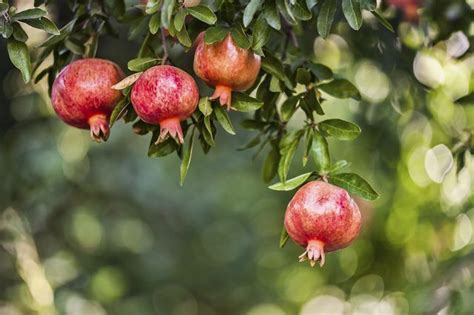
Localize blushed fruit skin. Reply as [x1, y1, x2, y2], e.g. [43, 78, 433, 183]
[130, 65, 199, 143]
[387, 0, 421, 22]
[284, 181, 361, 267]
[51, 58, 124, 142]
[193, 32, 261, 109]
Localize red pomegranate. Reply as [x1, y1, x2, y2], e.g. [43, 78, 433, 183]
[193, 32, 261, 109]
[284, 181, 361, 267]
[130, 65, 199, 143]
[387, 0, 421, 22]
[51, 58, 125, 142]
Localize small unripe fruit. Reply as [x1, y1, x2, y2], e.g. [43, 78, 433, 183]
[51, 58, 125, 142]
[193, 33, 261, 109]
[130, 65, 199, 143]
[284, 181, 361, 267]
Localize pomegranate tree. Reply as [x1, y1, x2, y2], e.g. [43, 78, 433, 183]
[284, 181, 361, 267]
[51, 58, 125, 142]
[193, 33, 261, 109]
[130, 65, 199, 143]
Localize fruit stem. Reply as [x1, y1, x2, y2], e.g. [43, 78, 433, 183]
[158, 117, 184, 144]
[210, 85, 233, 110]
[298, 240, 325, 267]
[88, 114, 110, 142]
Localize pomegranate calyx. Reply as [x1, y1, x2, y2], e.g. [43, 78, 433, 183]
[158, 117, 184, 144]
[210, 85, 233, 110]
[88, 114, 110, 142]
[298, 240, 325, 267]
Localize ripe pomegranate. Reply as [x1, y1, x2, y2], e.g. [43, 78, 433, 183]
[51, 58, 125, 142]
[130, 65, 199, 143]
[193, 32, 261, 109]
[387, 0, 421, 22]
[284, 181, 361, 267]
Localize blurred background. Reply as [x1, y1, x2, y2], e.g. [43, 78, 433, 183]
[1, 0, 474, 314]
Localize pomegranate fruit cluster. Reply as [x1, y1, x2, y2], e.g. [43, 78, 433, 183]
[51, 33, 261, 143]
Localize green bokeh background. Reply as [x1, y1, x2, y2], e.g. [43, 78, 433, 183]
[1, 0, 474, 314]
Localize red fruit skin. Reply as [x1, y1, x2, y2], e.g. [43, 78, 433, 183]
[193, 32, 261, 109]
[51, 58, 124, 141]
[284, 181, 361, 266]
[130, 65, 199, 143]
[387, 0, 421, 22]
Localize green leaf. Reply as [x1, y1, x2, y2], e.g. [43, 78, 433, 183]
[110, 97, 130, 127]
[198, 97, 212, 116]
[295, 68, 311, 85]
[319, 119, 361, 140]
[202, 116, 215, 146]
[312, 131, 331, 173]
[329, 173, 379, 200]
[21, 17, 60, 35]
[174, 8, 187, 32]
[7, 39, 32, 83]
[148, 137, 178, 157]
[232, 92, 264, 112]
[128, 57, 159, 72]
[149, 13, 161, 34]
[214, 106, 236, 135]
[230, 25, 251, 50]
[186, 5, 217, 25]
[1, 23, 13, 39]
[264, 1, 281, 30]
[329, 160, 350, 174]
[39, 18, 75, 48]
[12, 23, 28, 42]
[204, 26, 228, 44]
[280, 95, 301, 122]
[278, 131, 303, 182]
[370, 10, 394, 32]
[342, 0, 363, 30]
[146, 0, 160, 14]
[269, 172, 313, 191]
[161, 0, 176, 28]
[457, 93, 474, 105]
[318, 79, 361, 100]
[176, 24, 192, 48]
[112, 72, 143, 90]
[262, 53, 293, 89]
[317, 0, 337, 38]
[302, 88, 324, 115]
[238, 135, 261, 151]
[243, 0, 263, 27]
[12, 8, 46, 20]
[262, 147, 280, 183]
[308, 63, 333, 81]
[180, 128, 195, 186]
[279, 225, 289, 248]
[292, 0, 312, 21]
[303, 127, 313, 166]
[0, 3, 9, 12]
[252, 15, 271, 51]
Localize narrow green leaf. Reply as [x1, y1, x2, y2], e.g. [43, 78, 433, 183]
[262, 53, 293, 89]
[176, 24, 192, 48]
[342, 0, 363, 30]
[186, 5, 217, 25]
[243, 0, 263, 27]
[280, 225, 289, 248]
[303, 127, 314, 167]
[198, 97, 212, 116]
[21, 17, 60, 35]
[329, 160, 350, 174]
[204, 26, 228, 44]
[308, 63, 333, 81]
[174, 8, 187, 32]
[319, 119, 361, 140]
[262, 147, 280, 183]
[12, 8, 46, 20]
[252, 15, 271, 51]
[238, 135, 261, 151]
[317, 0, 337, 38]
[292, 0, 312, 21]
[12, 23, 28, 42]
[148, 137, 178, 157]
[371, 10, 394, 32]
[180, 128, 196, 186]
[278, 131, 303, 182]
[128, 57, 159, 72]
[264, 1, 281, 30]
[232, 92, 264, 112]
[7, 39, 32, 83]
[312, 131, 331, 173]
[318, 79, 361, 100]
[230, 25, 251, 50]
[110, 97, 130, 127]
[280, 95, 301, 122]
[269, 172, 313, 191]
[161, 0, 176, 28]
[149, 13, 161, 34]
[146, 0, 160, 14]
[214, 106, 236, 135]
[329, 173, 380, 200]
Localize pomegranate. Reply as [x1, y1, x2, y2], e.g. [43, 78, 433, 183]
[284, 181, 361, 267]
[193, 32, 261, 109]
[130, 65, 199, 143]
[51, 58, 125, 142]
[387, 0, 421, 22]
